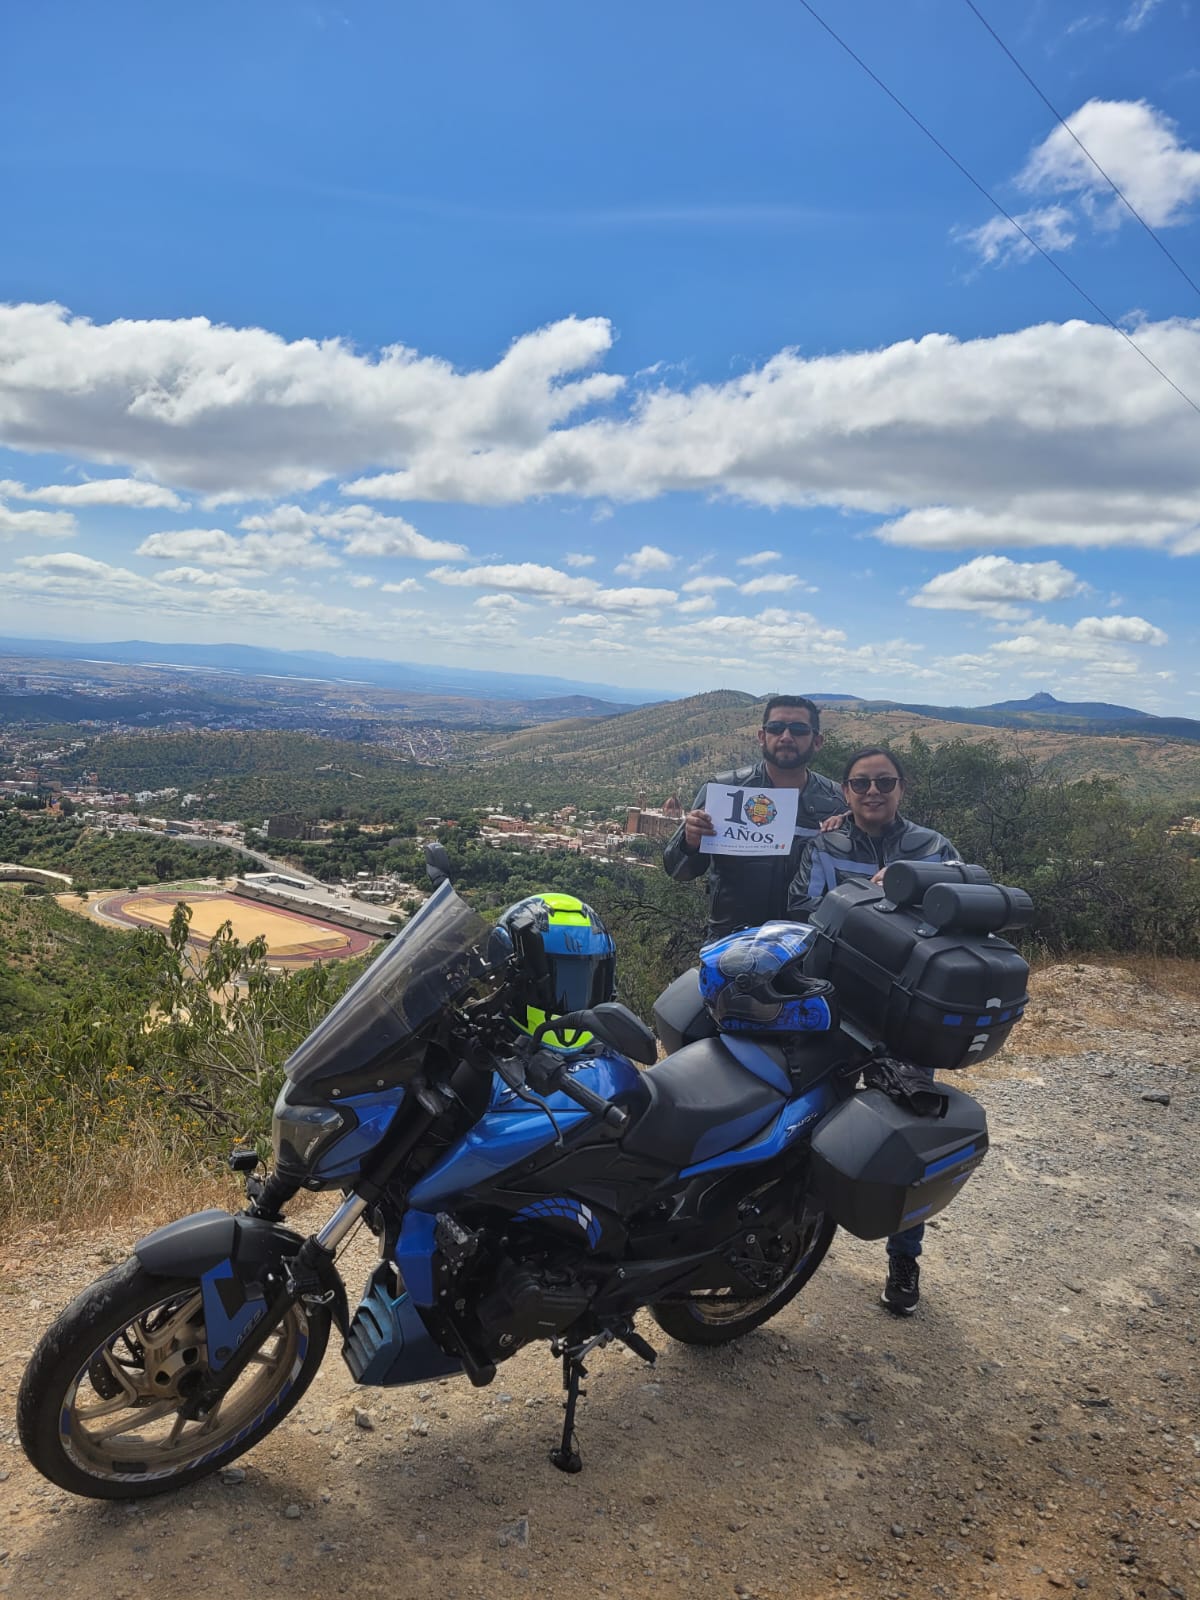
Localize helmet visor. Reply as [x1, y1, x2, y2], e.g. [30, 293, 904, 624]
[552, 954, 615, 1014]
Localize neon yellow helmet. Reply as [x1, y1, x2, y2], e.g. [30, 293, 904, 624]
[496, 892, 616, 1051]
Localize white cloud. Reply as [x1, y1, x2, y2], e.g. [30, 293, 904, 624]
[1121, 0, 1163, 31]
[637, 605, 934, 686]
[958, 205, 1077, 267]
[564, 552, 596, 567]
[737, 549, 781, 566]
[0, 475, 184, 509]
[381, 578, 423, 595]
[476, 592, 529, 611]
[959, 101, 1200, 278]
[429, 561, 597, 605]
[677, 594, 717, 613]
[989, 614, 1167, 674]
[739, 572, 802, 596]
[3, 299, 1200, 566]
[6, 552, 371, 632]
[615, 543, 675, 576]
[346, 318, 1200, 559]
[136, 527, 339, 572]
[427, 560, 676, 613]
[0, 502, 77, 540]
[157, 565, 240, 588]
[1073, 613, 1167, 644]
[875, 493, 1200, 553]
[682, 575, 737, 592]
[910, 555, 1084, 619]
[0, 303, 622, 498]
[582, 584, 676, 613]
[557, 612, 615, 629]
[1019, 100, 1200, 230]
[238, 503, 467, 561]
[347, 574, 376, 589]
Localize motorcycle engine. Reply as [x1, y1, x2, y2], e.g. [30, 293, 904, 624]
[475, 1256, 593, 1352]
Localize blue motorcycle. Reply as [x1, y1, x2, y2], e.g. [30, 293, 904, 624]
[18, 858, 1029, 1497]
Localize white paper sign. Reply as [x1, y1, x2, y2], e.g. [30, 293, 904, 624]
[698, 783, 800, 856]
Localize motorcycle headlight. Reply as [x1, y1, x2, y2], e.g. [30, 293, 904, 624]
[272, 1096, 355, 1174]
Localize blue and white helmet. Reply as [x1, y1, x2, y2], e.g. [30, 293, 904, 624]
[698, 921, 836, 1035]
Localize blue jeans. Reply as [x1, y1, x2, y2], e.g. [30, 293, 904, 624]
[887, 1224, 925, 1259]
[887, 1060, 934, 1259]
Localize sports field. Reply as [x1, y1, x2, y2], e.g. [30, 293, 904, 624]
[94, 890, 374, 964]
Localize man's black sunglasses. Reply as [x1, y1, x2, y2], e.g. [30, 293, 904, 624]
[762, 719, 815, 737]
[846, 774, 899, 794]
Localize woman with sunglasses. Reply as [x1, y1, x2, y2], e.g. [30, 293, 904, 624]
[787, 747, 959, 916]
[787, 746, 960, 1316]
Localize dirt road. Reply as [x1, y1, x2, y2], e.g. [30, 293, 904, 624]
[2, 964, 1197, 1600]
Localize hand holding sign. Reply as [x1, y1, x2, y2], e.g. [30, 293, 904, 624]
[698, 784, 800, 856]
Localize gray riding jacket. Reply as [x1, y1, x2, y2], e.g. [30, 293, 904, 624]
[787, 814, 959, 920]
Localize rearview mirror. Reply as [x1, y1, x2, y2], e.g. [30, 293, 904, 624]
[531, 1003, 658, 1064]
[590, 1003, 659, 1065]
[424, 842, 452, 887]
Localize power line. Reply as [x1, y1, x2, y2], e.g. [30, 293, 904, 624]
[960, 0, 1200, 304]
[792, 0, 1200, 421]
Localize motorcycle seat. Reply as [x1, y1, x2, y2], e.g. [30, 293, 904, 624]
[621, 1036, 785, 1169]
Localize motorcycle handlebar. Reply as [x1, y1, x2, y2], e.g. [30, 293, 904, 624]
[553, 1070, 630, 1133]
[494, 1042, 630, 1134]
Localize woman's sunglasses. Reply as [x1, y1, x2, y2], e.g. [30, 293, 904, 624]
[846, 774, 899, 794]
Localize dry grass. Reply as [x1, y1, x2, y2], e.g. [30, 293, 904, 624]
[0, 1098, 245, 1233]
[988, 951, 1200, 1064]
[1035, 950, 1199, 1001]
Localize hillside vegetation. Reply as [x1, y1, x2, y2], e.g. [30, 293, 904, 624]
[0, 886, 148, 1031]
[823, 707, 1200, 798]
[471, 691, 1200, 803]
[0, 810, 246, 890]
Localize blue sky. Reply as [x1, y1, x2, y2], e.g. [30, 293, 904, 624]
[1, 0, 1198, 710]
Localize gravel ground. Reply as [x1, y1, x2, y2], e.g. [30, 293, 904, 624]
[1, 964, 1198, 1600]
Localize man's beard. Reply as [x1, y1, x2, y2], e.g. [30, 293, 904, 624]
[765, 746, 806, 769]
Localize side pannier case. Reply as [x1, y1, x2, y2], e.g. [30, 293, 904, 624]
[803, 878, 1030, 1071]
[807, 1084, 988, 1238]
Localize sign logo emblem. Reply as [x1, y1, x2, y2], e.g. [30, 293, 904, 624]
[743, 794, 778, 827]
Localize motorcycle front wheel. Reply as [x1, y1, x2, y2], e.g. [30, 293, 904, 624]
[18, 1257, 329, 1499]
[648, 1210, 835, 1347]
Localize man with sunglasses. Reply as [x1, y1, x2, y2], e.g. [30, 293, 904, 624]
[663, 696, 845, 942]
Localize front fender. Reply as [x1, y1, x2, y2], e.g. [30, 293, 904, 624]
[134, 1209, 351, 1351]
[135, 1209, 305, 1278]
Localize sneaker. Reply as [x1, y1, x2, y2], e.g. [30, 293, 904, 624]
[881, 1256, 920, 1315]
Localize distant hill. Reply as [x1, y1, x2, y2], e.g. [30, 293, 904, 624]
[983, 691, 1151, 721]
[0, 644, 645, 731]
[0, 635, 666, 708]
[846, 691, 1200, 745]
[470, 689, 765, 799]
[476, 691, 1200, 803]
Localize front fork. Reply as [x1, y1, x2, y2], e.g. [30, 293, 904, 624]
[185, 1193, 366, 1420]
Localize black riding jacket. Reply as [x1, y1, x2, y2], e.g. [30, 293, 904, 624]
[787, 813, 959, 919]
[662, 761, 846, 942]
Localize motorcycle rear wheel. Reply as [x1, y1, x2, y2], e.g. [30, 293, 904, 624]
[648, 1211, 835, 1346]
[18, 1257, 329, 1499]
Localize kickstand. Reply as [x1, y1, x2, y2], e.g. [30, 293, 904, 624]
[550, 1341, 589, 1474]
[548, 1325, 658, 1475]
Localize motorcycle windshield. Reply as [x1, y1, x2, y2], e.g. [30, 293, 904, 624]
[283, 881, 493, 1087]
